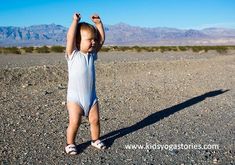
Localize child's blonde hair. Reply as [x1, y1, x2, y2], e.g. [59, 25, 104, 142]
[76, 22, 97, 48]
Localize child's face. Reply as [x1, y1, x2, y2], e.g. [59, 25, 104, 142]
[79, 29, 96, 53]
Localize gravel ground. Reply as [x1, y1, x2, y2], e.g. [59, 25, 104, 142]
[0, 51, 234, 164]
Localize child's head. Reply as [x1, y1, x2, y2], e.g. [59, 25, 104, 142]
[76, 22, 97, 53]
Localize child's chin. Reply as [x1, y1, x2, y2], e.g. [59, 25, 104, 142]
[88, 48, 94, 52]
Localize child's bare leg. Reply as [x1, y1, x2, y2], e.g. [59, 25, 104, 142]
[88, 102, 100, 141]
[66, 102, 83, 145]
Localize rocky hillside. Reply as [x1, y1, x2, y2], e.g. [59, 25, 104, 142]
[0, 24, 67, 47]
[1, 23, 235, 46]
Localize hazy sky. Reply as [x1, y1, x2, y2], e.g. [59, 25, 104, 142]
[0, 0, 235, 29]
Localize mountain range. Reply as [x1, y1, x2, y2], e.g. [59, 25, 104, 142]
[1, 23, 235, 47]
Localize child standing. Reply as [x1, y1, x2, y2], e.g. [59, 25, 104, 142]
[65, 13, 106, 155]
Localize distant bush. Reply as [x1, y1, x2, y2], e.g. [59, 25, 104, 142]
[50, 46, 65, 53]
[152, 47, 160, 51]
[178, 46, 188, 51]
[99, 45, 234, 53]
[35, 46, 50, 53]
[0, 47, 21, 54]
[1, 45, 235, 54]
[21, 47, 34, 53]
[190, 46, 205, 53]
[172, 46, 178, 51]
[214, 46, 228, 54]
[117, 46, 130, 51]
[159, 46, 176, 53]
[142, 46, 156, 52]
[188, 46, 229, 54]
[100, 47, 111, 52]
[131, 46, 142, 52]
[112, 46, 119, 51]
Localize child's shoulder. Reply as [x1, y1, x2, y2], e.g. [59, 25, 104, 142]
[65, 48, 79, 60]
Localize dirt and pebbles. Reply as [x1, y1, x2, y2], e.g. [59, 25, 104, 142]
[0, 51, 234, 164]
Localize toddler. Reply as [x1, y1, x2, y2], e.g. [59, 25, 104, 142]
[65, 13, 106, 155]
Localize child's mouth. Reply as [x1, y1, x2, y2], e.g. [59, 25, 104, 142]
[89, 46, 94, 50]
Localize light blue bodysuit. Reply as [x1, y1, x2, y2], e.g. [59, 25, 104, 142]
[66, 49, 98, 116]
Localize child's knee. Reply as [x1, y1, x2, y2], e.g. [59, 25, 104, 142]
[69, 117, 81, 128]
[69, 121, 79, 128]
[89, 116, 99, 125]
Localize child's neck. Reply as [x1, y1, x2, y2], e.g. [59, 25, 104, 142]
[80, 50, 89, 55]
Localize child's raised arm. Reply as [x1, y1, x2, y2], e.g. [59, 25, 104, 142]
[66, 13, 81, 56]
[91, 14, 105, 53]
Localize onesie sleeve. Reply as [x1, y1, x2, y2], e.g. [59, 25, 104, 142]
[65, 49, 78, 61]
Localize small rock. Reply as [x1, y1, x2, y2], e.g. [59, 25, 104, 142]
[101, 117, 109, 121]
[22, 82, 32, 88]
[198, 50, 205, 54]
[58, 84, 66, 90]
[44, 91, 52, 95]
[22, 84, 28, 88]
[213, 158, 218, 164]
[169, 149, 179, 155]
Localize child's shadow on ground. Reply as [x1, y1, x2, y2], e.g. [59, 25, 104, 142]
[76, 89, 229, 152]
